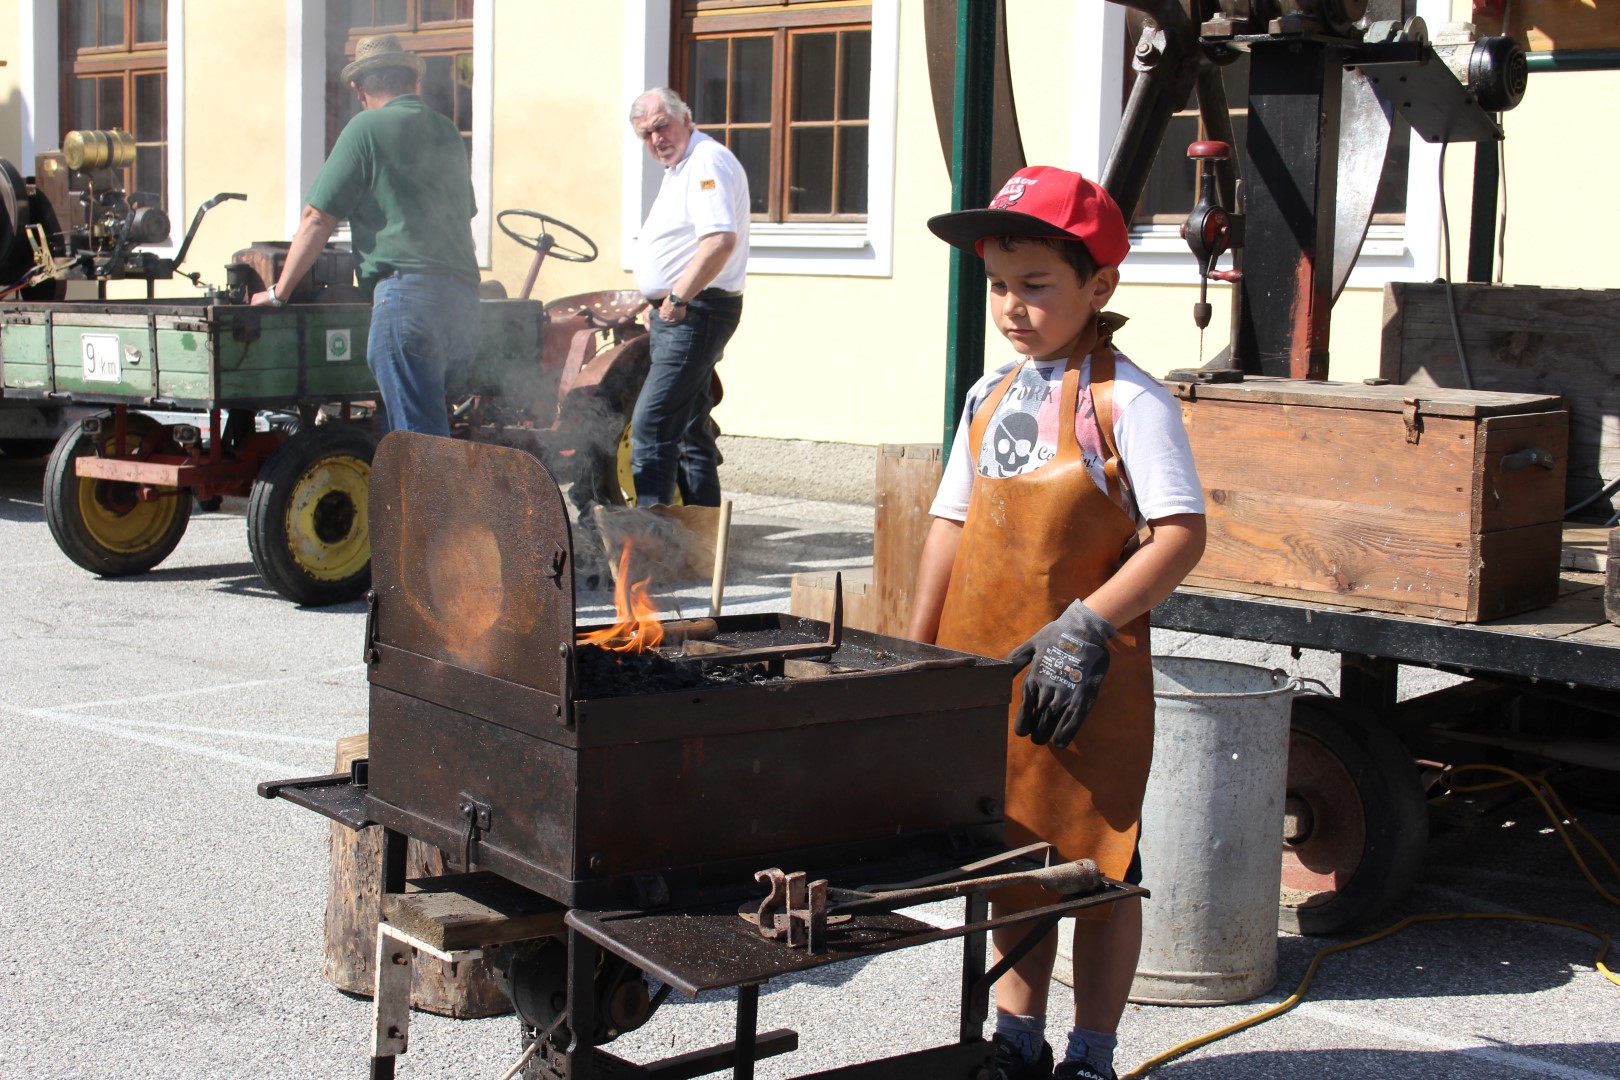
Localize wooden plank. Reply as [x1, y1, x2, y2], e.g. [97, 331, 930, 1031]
[1382, 282, 1620, 518]
[872, 444, 943, 637]
[1472, 522, 1563, 622]
[1171, 374, 1563, 417]
[1609, 529, 1620, 626]
[789, 565, 878, 632]
[1562, 525, 1609, 572]
[1474, 411, 1568, 533]
[1183, 397, 1481, 512]
[1188, 487, 1475, 618]
[384, 872, 566, 952]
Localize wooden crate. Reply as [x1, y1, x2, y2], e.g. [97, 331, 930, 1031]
[871, 443, 944, 636]
[1382, 282, 1620, 523]
[789, 565, 878, 631]
[1175, 377, 1567, 622]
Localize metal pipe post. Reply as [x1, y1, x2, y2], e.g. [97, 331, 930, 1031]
[941, 0, 997, 461]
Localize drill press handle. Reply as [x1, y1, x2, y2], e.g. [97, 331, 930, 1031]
[1180, 140, 1242, 330]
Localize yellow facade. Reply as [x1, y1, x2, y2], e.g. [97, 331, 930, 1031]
[0, 0, 1612, 447]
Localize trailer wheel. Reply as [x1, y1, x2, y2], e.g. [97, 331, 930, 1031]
[1280, 695, 1429, 935]
[246, 424, 374, 606]
[43, 415, 192, 577]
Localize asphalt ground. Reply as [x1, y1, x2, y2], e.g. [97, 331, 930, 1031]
[0, 447, 1616, 1080]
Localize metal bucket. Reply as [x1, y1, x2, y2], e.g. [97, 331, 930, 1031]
[1128, 656, 1296, 1006]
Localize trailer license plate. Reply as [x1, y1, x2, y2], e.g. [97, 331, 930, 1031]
[81, 334, 121, 383]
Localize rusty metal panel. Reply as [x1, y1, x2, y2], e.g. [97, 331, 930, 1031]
[368, 432, 574, 696]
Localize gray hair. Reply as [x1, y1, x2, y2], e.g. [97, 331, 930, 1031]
[355, 66, 419, 97]
[630, 88, 692, 125]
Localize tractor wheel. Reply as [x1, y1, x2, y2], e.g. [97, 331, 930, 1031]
[603, 417, 692, 508]
[1279, 695, 1429, 935]
[43, 415, 192, 577]
[246, 424, 374, 606]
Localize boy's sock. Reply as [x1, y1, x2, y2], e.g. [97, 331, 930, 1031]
[995, 1013, 1048, 1063]
[1063, 1026, 1118, 1075]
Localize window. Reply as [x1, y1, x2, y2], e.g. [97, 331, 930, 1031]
[327, 0, 474, 157]
[673, 1, 873, 222]
[59, 0, 168, 206]
[1127, 0, 1415, 227]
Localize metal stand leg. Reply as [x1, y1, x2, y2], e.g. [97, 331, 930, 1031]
[959, 891, 990, 1043]
[370, 827, 410, 1080]
[733, 984, 760, 1080]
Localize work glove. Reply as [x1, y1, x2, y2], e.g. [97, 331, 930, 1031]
[1005, 601, 1116, 749]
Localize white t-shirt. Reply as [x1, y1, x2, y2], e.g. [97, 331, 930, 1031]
[633, 130, 751, 296]
[930, 351, 1205, 528]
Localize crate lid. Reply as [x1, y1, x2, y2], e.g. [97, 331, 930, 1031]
[1166, 375, 1564, 418]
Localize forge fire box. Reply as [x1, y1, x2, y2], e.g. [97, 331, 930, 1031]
[1171, 376, 1568, 622]
[363, 433, 1012, 910]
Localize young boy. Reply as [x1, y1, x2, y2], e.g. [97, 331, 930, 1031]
[910, 166, 1207, 1080]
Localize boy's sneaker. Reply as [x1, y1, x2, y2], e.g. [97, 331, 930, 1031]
[992, 1033, 1054, 1080]
[1053, 1059, 1116, 1080]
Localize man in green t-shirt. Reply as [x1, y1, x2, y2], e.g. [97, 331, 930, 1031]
[250, 33, 480, 437]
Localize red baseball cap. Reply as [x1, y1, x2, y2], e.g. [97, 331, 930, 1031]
[927, 165, 1131, 268]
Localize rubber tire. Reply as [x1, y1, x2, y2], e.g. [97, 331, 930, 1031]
[43, 415, 192, 577]
[0, 438, 57, 459]
[246, 424, 375, 606]
[1279, 695, 1429, 936]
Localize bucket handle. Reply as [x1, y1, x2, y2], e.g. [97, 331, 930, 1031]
[1279, 673, 1333, 697]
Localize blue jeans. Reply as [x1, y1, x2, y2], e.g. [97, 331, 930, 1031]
[630, 293, 743, 506]
[367, 273, 481, 438]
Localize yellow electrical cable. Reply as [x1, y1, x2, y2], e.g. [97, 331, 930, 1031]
[1120, 762, 1619, 1078]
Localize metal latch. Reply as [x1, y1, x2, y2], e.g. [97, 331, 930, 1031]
[1402, 397, 1424, 444]
[457, 794, 492, 869]
[363, 590, 379, 664]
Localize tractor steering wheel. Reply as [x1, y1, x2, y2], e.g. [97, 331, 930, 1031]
[496, 210, 598, 263]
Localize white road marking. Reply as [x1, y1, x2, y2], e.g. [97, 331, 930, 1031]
[0, 665, 366, 774]
[1295, 1002, 1616, 1080]
[41, 665, 365, 712]
[14, 706, 307, 775]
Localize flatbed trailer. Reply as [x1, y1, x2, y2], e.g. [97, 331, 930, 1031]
[0, 291, 643, 605]
[1151, 539, 1619, 933]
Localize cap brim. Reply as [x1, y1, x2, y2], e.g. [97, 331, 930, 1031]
[926, 208, 1080, 252]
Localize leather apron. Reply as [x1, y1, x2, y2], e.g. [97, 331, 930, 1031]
[935, 324, 1154, 914]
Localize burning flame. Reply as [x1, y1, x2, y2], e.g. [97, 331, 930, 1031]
[576, 543, 664, 652]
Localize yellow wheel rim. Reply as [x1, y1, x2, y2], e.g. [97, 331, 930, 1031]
[74, 434, 184, 554]
[284, 452, 371, 581]
[614, 422, 682, 506]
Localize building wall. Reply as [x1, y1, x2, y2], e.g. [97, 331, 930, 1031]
[1, 0, 1613, 448]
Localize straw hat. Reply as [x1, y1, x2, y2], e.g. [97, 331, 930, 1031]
[341, 34, 426, 84]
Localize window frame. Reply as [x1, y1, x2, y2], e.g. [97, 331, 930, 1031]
[624, 0, 899, 278]
[672, 9, 873, 224]
[326, 2, 475, 158]
[58, 0, 170, 208]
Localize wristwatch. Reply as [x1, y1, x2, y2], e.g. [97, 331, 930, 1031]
[266, 281, 285, 307]
[666, 292, 688, 307]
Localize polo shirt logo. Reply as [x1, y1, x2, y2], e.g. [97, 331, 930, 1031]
[700, 179, 716, 190]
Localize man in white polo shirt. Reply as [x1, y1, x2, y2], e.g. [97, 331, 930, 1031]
[628, 87, 750, 507]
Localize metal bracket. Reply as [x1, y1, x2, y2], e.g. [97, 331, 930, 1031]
[752, 868, 829, 954]
[370, 921, 484, 1065]
[1402, 398, 1424, 444]
[457, 794, 493, 869]
[363, 590, 379, 664]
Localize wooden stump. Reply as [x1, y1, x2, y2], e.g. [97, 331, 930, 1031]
[322, 734, 512, 1018]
